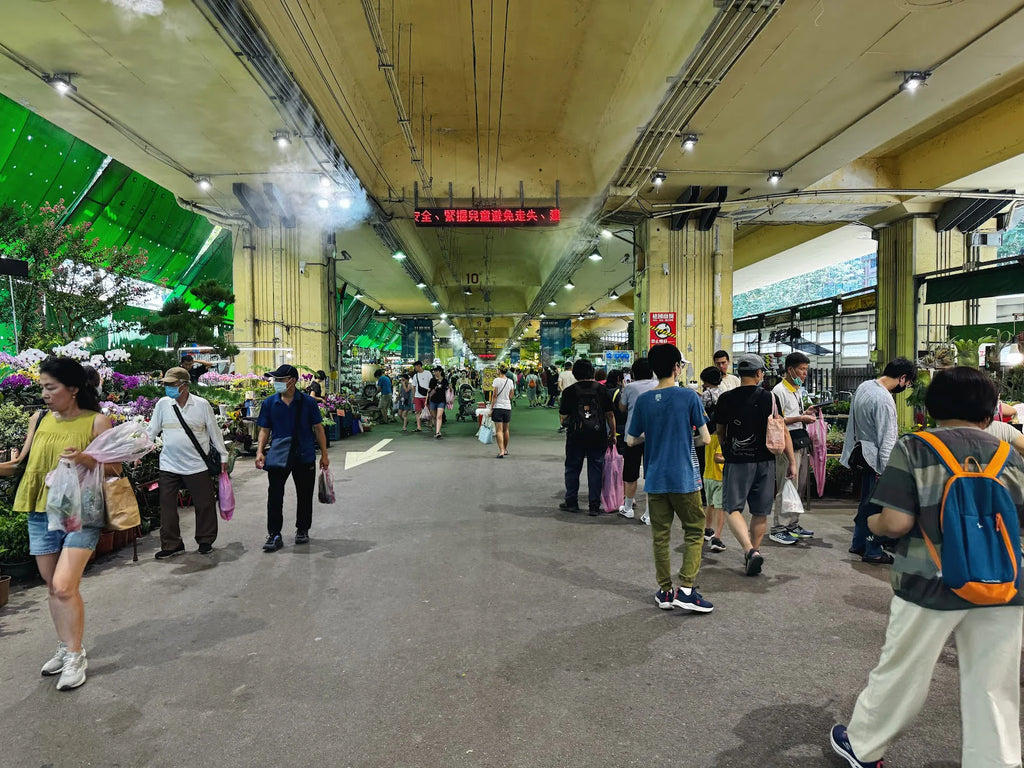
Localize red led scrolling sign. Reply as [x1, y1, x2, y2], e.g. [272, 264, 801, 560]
[413, 207, 561, 226]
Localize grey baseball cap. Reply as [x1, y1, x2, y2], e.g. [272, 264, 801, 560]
[735, 353, 767, 374]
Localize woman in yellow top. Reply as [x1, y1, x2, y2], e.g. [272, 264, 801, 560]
[0, 357, 113, 691]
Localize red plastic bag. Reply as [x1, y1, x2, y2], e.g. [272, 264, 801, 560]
[601, 445, 624, 513]
[218, 471, 235, 520]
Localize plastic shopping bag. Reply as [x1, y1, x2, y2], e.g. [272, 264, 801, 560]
[318, 467, 337, 504]
[781, 479, 805, 516]
[45, 458, 83, 533]
[601, 445, 624, 513]
[77, 463, 106, 528]
[218, 471, 235, 520]
[478, 424, 494, 445]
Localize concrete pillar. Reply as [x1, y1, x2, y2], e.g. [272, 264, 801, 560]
[231, 218, 337, 375]
[634, 219, 734, 380]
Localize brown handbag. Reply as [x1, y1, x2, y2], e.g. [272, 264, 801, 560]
[766, 392, 787, 456]
[103, 476, 141, 531]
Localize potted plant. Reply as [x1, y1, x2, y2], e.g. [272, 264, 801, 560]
[0, 511, 36, 580]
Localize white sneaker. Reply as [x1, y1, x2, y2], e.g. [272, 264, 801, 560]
[618, 505, 635, 519]
[640, 512, 650, 526]
[56, 649, 87, 691]
[41, 642, 68, 676]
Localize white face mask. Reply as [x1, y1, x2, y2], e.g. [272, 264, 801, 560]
[273, 381, 288, 394]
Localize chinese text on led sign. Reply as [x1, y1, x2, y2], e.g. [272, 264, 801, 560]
[413, 207, 561, 227]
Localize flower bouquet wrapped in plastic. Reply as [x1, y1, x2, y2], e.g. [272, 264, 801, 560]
[45, 458, 83, 532]
[78, 423, 156, 528]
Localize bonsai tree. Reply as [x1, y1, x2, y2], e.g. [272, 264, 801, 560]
[143, 279, 239, 357]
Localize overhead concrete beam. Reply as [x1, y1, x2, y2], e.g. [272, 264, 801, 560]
[734, 223, 845, 271]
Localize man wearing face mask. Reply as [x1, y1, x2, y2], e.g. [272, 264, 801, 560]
[769, 352, 818, 545]
[841, 358, 917, 565]
[255, 364, 329, 552]
[146, 367, 228, 558]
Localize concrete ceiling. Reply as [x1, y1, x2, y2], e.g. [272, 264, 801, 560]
[3, 0, 1024, 353]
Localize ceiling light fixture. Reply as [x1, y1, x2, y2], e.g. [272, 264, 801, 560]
[377, 305, 386, 315]
[338, 198, 352, 210]
[440, 313, 447, 319]
[588, 306, 596, 314]
[767, 170, 784, 185]
[610, 289, 619, 300]
[317, 198, 329, 209]
[273, 130, 291, 148]
[681, 133, 699, 151]
[389, 315, 396, 321]
[319, 174, 332, 188]
[430, 300, 440, 307]
[651, 171, 667, 186]
[539, 312, 546, 318]
[196, 176, 212, 191]
[47, 73, 77, 95]
[900, 70, 930, 92]
[464, 287, 473, 295]
[589, 250, 603, 262]
[416, 282, 427, 289]
[565, 281, 575, 290]
[548, 300, 557, 306]
[600, 228, 613, 239]
[392, 250, 406, 260]
[354, 291, 363, 299]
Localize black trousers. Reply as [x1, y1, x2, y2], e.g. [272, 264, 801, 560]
[564, 436, 606, 510]
[266, 462, 316, 535]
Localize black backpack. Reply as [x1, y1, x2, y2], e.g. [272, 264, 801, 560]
[570, 383, 606, 440]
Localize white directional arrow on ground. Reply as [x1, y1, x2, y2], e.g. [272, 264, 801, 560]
[344, 438, 394, 470]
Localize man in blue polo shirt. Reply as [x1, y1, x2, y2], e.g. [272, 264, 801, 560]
[255, 364, 329, 551]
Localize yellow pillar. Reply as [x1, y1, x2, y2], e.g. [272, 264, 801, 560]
[634, 219, 734, 381]
[231, 218, 337, 375]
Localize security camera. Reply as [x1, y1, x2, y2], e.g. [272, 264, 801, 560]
[485, 316, 492, 324]
[299, 261, 306, 275]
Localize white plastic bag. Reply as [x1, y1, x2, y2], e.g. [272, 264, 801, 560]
[781, 479, 805, 516]
[78, 463, 106, 528]
[45, 458, 83, 533]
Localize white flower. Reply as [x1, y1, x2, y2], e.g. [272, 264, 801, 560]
[104, 349, 131, 362]
[15, 348, 46, 367]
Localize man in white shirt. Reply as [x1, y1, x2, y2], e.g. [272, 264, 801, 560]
[146, 367, 228, 559]
[769, 352, 817, 545]
[411, 360, 434, 431]
[713, 350, 742, 392]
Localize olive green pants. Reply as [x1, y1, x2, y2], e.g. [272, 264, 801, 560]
[649, 491, 705, 591]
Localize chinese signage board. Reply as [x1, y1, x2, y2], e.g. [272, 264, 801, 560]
[649, 312, 677, 347]
[604, 350, 634, 368]
[539, 318, 572, 366]
[413, 207, 561, 227]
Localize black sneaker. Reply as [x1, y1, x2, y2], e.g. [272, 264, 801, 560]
[588, 507, 602, 516]
[295, 530, 310, 544]
[155, 544, 185, 560]
[744, 548, 764, 576]
[703, 527, 715, 542]
[709, 537, 726, 553]
[558, 501, 581, 513]
[197, 543, 214, 555]
[262, 533, 283, 552]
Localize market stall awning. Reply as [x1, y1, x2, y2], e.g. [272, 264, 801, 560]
[924, 262, 1024, 304]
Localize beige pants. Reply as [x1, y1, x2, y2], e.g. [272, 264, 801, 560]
[847, 595, 1023, 767]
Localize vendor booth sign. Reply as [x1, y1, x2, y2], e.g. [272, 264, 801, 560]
[649, 312, 676, 347]
[540, 318, 572, 366]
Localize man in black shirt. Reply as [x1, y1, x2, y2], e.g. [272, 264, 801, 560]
[715, 354, 796, 576]
[558, 359, 615, 515]
[181, 354, 209, 384]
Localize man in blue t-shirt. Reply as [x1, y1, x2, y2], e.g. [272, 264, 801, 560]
[627, 344, 713, 613]
[375, 368, 394, 424]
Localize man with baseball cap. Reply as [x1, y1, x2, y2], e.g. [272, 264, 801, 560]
[714, 353, 796, 576]
[146, 367, 228, 558]
[255, 364, 329, 551]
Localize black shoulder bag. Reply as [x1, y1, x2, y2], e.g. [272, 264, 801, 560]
[172, 403, 221, 478]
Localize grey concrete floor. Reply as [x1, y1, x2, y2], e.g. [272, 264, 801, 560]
[0, 404, 991, 767]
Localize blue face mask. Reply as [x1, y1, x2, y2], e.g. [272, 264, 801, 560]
[273, 381, 288, 394]
[165, 385, 180, 399]
[792, 376, 803, 388]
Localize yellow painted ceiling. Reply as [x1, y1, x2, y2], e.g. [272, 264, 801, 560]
[2, 0, 1024, 352]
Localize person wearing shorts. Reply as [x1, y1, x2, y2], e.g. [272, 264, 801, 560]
[714, 354, 796, 577]
[490, 367, 515, 457]
[617, 357, 657, 523]
[0, 357, 115, 691]
[410, 360, 433, 431]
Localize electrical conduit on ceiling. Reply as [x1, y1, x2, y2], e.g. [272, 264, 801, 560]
[614, 0, 785, 189]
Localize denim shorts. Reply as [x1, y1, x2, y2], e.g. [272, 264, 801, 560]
[27, 512, 101, 556]
[490, 408, 511, 423]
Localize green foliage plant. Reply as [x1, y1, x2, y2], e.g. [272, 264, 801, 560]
[0, 402, 30, 452]
[142, 279, 239, 357]
[0, 510, 30, 562]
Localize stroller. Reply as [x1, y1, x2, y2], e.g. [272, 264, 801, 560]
[455, 382, 478, 422]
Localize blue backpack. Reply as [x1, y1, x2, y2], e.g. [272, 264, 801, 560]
[913, 432, 1022, 605]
